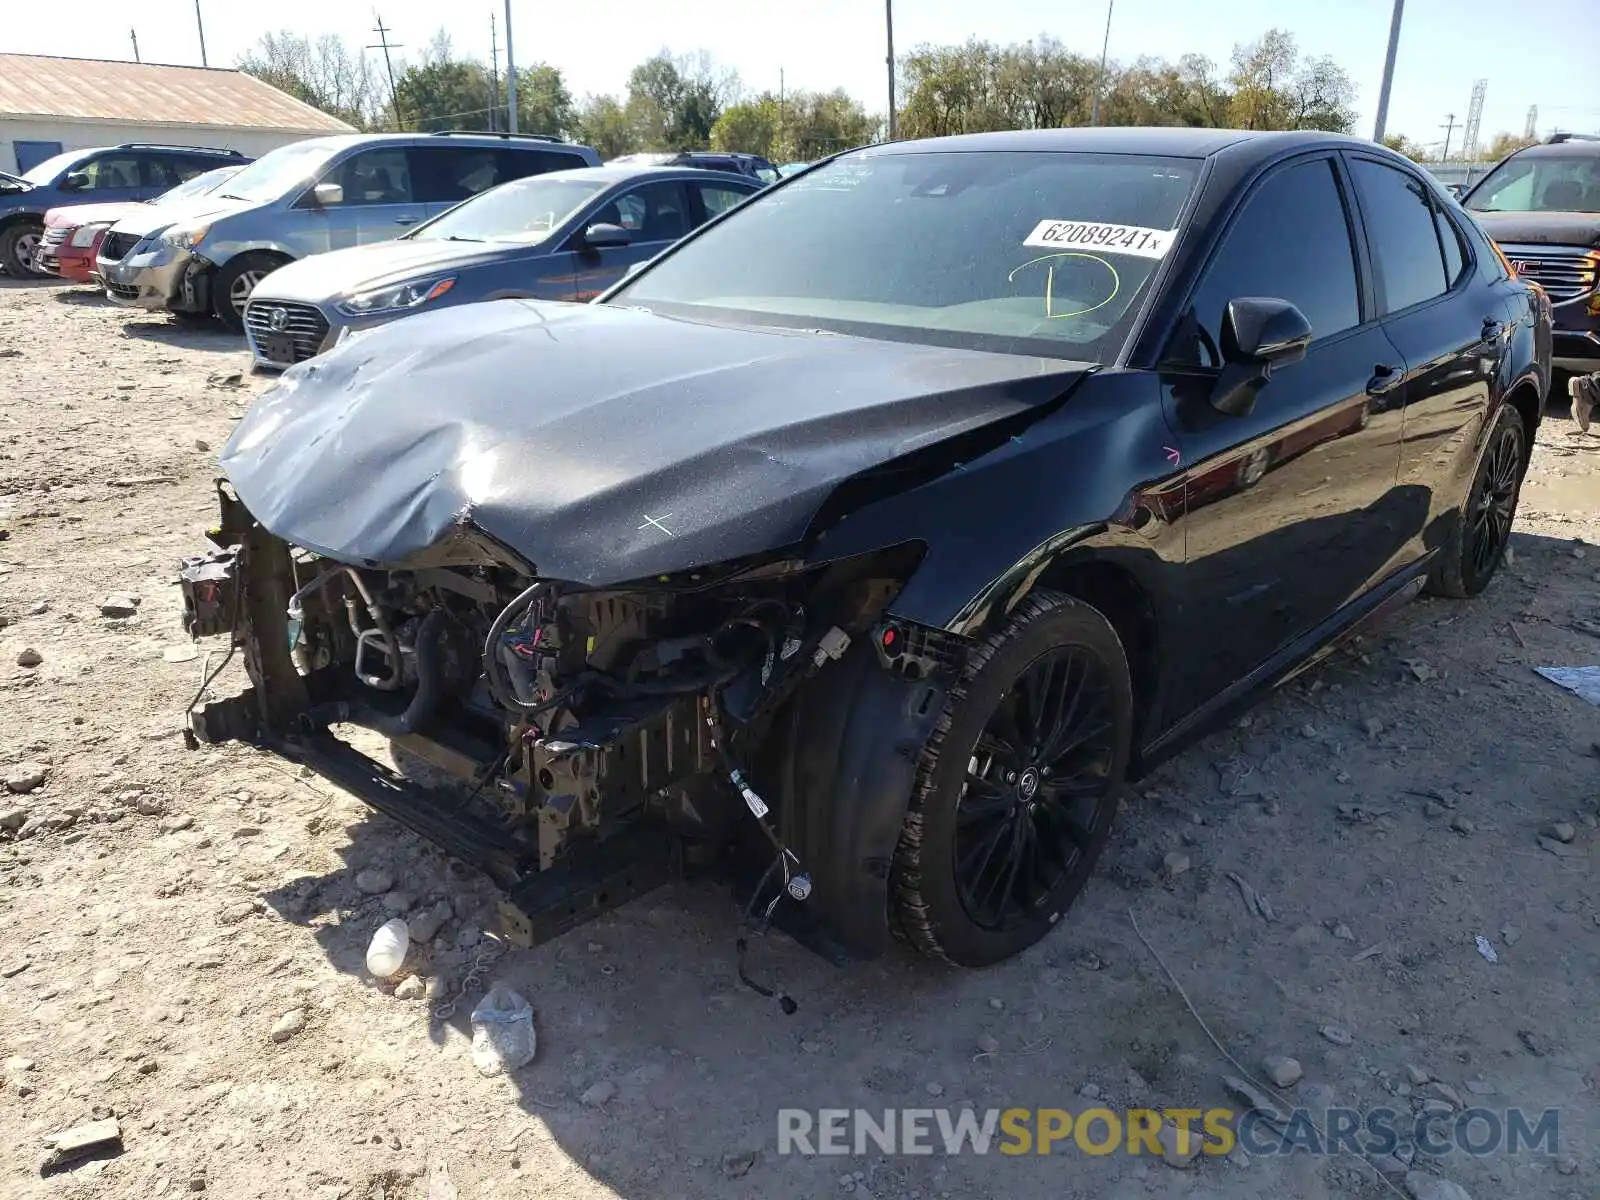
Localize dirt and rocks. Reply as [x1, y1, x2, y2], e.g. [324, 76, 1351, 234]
[2, 276, 1599, 1200]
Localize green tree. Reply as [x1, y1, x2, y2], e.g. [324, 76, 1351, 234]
[394, 58, 494, 131]
[573, 94, 636, 159]
[711, 97, 780, 156]
[515, 64, 576, 137]
[1227, 29, 1297, 130]
[624, 51, 738, 148]
[1381, 133, 1427, 161]
[1484, 130, 1539, 160]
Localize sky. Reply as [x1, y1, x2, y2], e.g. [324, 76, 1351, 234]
[7, 0, 1599, 153]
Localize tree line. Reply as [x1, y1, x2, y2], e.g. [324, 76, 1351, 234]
[237, 27, 1534, 164]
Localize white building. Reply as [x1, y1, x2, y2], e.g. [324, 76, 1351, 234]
[0, 53, 353, 175]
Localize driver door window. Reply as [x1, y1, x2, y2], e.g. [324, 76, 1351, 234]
[311, 149, 428, 247]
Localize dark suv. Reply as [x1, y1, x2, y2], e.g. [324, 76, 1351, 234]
[1462, 133, 1600, 377]
[0, 142, 248, 277]
[611, 151, 779, 183]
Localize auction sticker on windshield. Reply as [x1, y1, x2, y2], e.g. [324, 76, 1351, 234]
[1023, 220, 1176, 259]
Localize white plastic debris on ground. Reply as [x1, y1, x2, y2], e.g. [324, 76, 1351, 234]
[1475, 935, 1499, 964]
[470, 983, 537, 1077]
[1534, 666, 1600, 708]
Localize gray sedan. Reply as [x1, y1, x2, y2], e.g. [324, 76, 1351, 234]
[241, 165, 760, 369]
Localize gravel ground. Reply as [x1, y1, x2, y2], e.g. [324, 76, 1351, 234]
[2, 277, 1599, 1200]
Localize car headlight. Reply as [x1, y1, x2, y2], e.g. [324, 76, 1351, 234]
[337, 276, 456, 317]
[69, 222, 111, 248]
[159, 224, 210, 251]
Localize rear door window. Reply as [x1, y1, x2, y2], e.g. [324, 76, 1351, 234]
[1349, 158, 1449, 313]
[501, 148, 591, 182]
[1173, 156, 1362, 368]
[75, 154, 143, 191]
[412, 148, 501, 204]
[693, 183, 753, 221]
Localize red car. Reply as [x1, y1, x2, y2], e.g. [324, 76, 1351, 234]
[34, 164, 243, 282]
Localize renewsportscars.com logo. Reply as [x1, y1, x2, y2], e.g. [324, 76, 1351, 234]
[777, 1106, 1561, 1159]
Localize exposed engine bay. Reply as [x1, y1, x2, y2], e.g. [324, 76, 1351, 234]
[181, 483, 951, 971]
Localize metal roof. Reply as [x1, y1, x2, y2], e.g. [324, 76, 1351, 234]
[0, 54, 353, 134]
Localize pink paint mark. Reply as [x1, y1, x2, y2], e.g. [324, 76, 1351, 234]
[1163, 446, 1181, 465]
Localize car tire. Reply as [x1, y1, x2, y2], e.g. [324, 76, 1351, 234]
[1425, 402, 1527, 599]
[170, 309, 213, 329]
[211, 252, 283, 333]
[892, 590, 1132, 967]
[1, 219, 47, 279]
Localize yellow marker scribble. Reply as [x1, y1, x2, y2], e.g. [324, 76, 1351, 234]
[1007, 252, 1121, 320]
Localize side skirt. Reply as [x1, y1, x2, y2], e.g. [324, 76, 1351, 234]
[1135, 553, 1435, 775]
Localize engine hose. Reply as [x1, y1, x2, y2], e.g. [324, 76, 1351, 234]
[482, 581, 552, 714]
[367, 608, 446, 737]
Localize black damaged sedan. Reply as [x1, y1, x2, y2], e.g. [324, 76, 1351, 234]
[184, 128, 1550, 970]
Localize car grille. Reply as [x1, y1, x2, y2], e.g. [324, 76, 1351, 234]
[244, 300, 330, 364]
[1503, 245, 1599, 305]
[100, 231, 140, 263]
[40, 227, 69, 248]
[105, 280, 139, 300]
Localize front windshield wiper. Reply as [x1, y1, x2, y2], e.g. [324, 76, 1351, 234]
[218, 193, 251, 202]
[441, 235, 484, 242]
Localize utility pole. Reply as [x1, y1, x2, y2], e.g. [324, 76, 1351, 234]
[1439, 113, 1455, 163]
[1371, 0, 1405, 141]
[778, 67, 786, 160]
[1089, 0, 1114, 126]
[504, 0, 518, 133]
[489, 10, 500, 132]
[130, 28, 141, 63]
[368, 14, 404, 131]
[884, 1, 896, 141]
[1523, 105, 1538, 142]
[195, 0, 208, 67]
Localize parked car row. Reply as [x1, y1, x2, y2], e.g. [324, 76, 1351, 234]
[178, 126, 1553, 969]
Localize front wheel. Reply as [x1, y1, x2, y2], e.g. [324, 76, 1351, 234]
[893, 591, 1132, 966]
[1, 219, 46, 278]
[1426, 402, 1527, 598]
[211, 253, 284, 333]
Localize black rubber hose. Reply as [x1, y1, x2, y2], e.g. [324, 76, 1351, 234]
[483, 581, 551, 713]
[369, 608, 446, 737]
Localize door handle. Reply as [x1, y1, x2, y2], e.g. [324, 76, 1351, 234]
[1366, 364, 1403, 396]
[393, 216, 419, 226]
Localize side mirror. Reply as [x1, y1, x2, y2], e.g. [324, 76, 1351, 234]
[1210, 297, 1314, 418]
[61, 171, 89, 192]
[312, 181, 344, 207]
[581, 222, 631, 249]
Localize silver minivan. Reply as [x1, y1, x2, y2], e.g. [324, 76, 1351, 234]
[97, 131, 600, 330]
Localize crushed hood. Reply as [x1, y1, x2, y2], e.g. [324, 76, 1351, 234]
[219, 299, 1091, 583]
[249, 238, 528, 304]
[1472, 210, 1600, 248]
[107, 194, 249, 240]
[44, 200, 142, 228]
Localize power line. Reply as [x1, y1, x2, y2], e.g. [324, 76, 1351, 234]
[368, 13, 404, 131]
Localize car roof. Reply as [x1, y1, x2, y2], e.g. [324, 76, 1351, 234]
[270, 132, 593, 154]
[1512, 137, 1600, 158]
[514, 164, 759, 187]
[865, 126, 1370, 161]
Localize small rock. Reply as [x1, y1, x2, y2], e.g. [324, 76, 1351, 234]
[1428, 1081, 1462, 1109]
[393, 975, 425, 1001]
[1156, 1118, 1203, 1168]
[42, 1117, 122, 1168]
[0, 806, 26, 829]
[1404, 1170, 1473, 1200]
[1371, 1153, 1407, 1175]
[580, 1080, 616, 1107]
[270, 1008, 307, 1042]
[1331, 923, 1355, 942]
[1262, 1056, 1303, 1088]
[1449, 815, 1474, 836]
[99, 594, 140, 618]
[188, 1169, 207, 1191]
[381, 891, 414, 914]
[1319, 1024, 1354, 1047]
[1499, 924, 1521, 947]
[1404, 1063, 1430, 1086]
[194, 439, 211, 452]
[721, 1151, 756, 1179]
[137, 1059, 159, 1075]
[16, 648, 42, 668]
[988, 997, 1004, 1011]
[1538, 836, 1579, 857]
[354, 868, 394, 895]
[1301, 722, 1319, 739]
[1463, 1079, 1496, 1096]
[1545, 821, 1576, 844]
[218, 901, 255, 925]
[975, 1034, 1000, 1055]
[1078, 1082, 1101, 1099]
[1362, 716, 1383, 738]
[160, 814, 194, 834]
[407, 903, 450, 944]
[5, 762, 48, 794]
[1555, 1156, 1578, 1176]
[7, 1056, 36, 1073]
[924, 1081, 944, 1097]
[456, 923, 481, 949]
[1162, 851, 1191, 878]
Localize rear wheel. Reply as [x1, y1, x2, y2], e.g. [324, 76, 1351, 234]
[1426, 402, 1527, 598]
[211, 252, 284, 333]
[893, 591, 1132, 966]
[1, 219, 46, 278]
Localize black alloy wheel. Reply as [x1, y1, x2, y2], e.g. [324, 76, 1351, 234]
[1427, 402, 1527, 598]
[894, 590, 1132, 966]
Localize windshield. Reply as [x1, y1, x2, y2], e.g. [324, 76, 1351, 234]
[22, 149, 89, 185]
[213, 140, 340, 203]
[1465, 153, 1600, 213]
[610, 149, 1200, 362]
[153, 165, 242, 205]
[410, 176, 608, 244]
